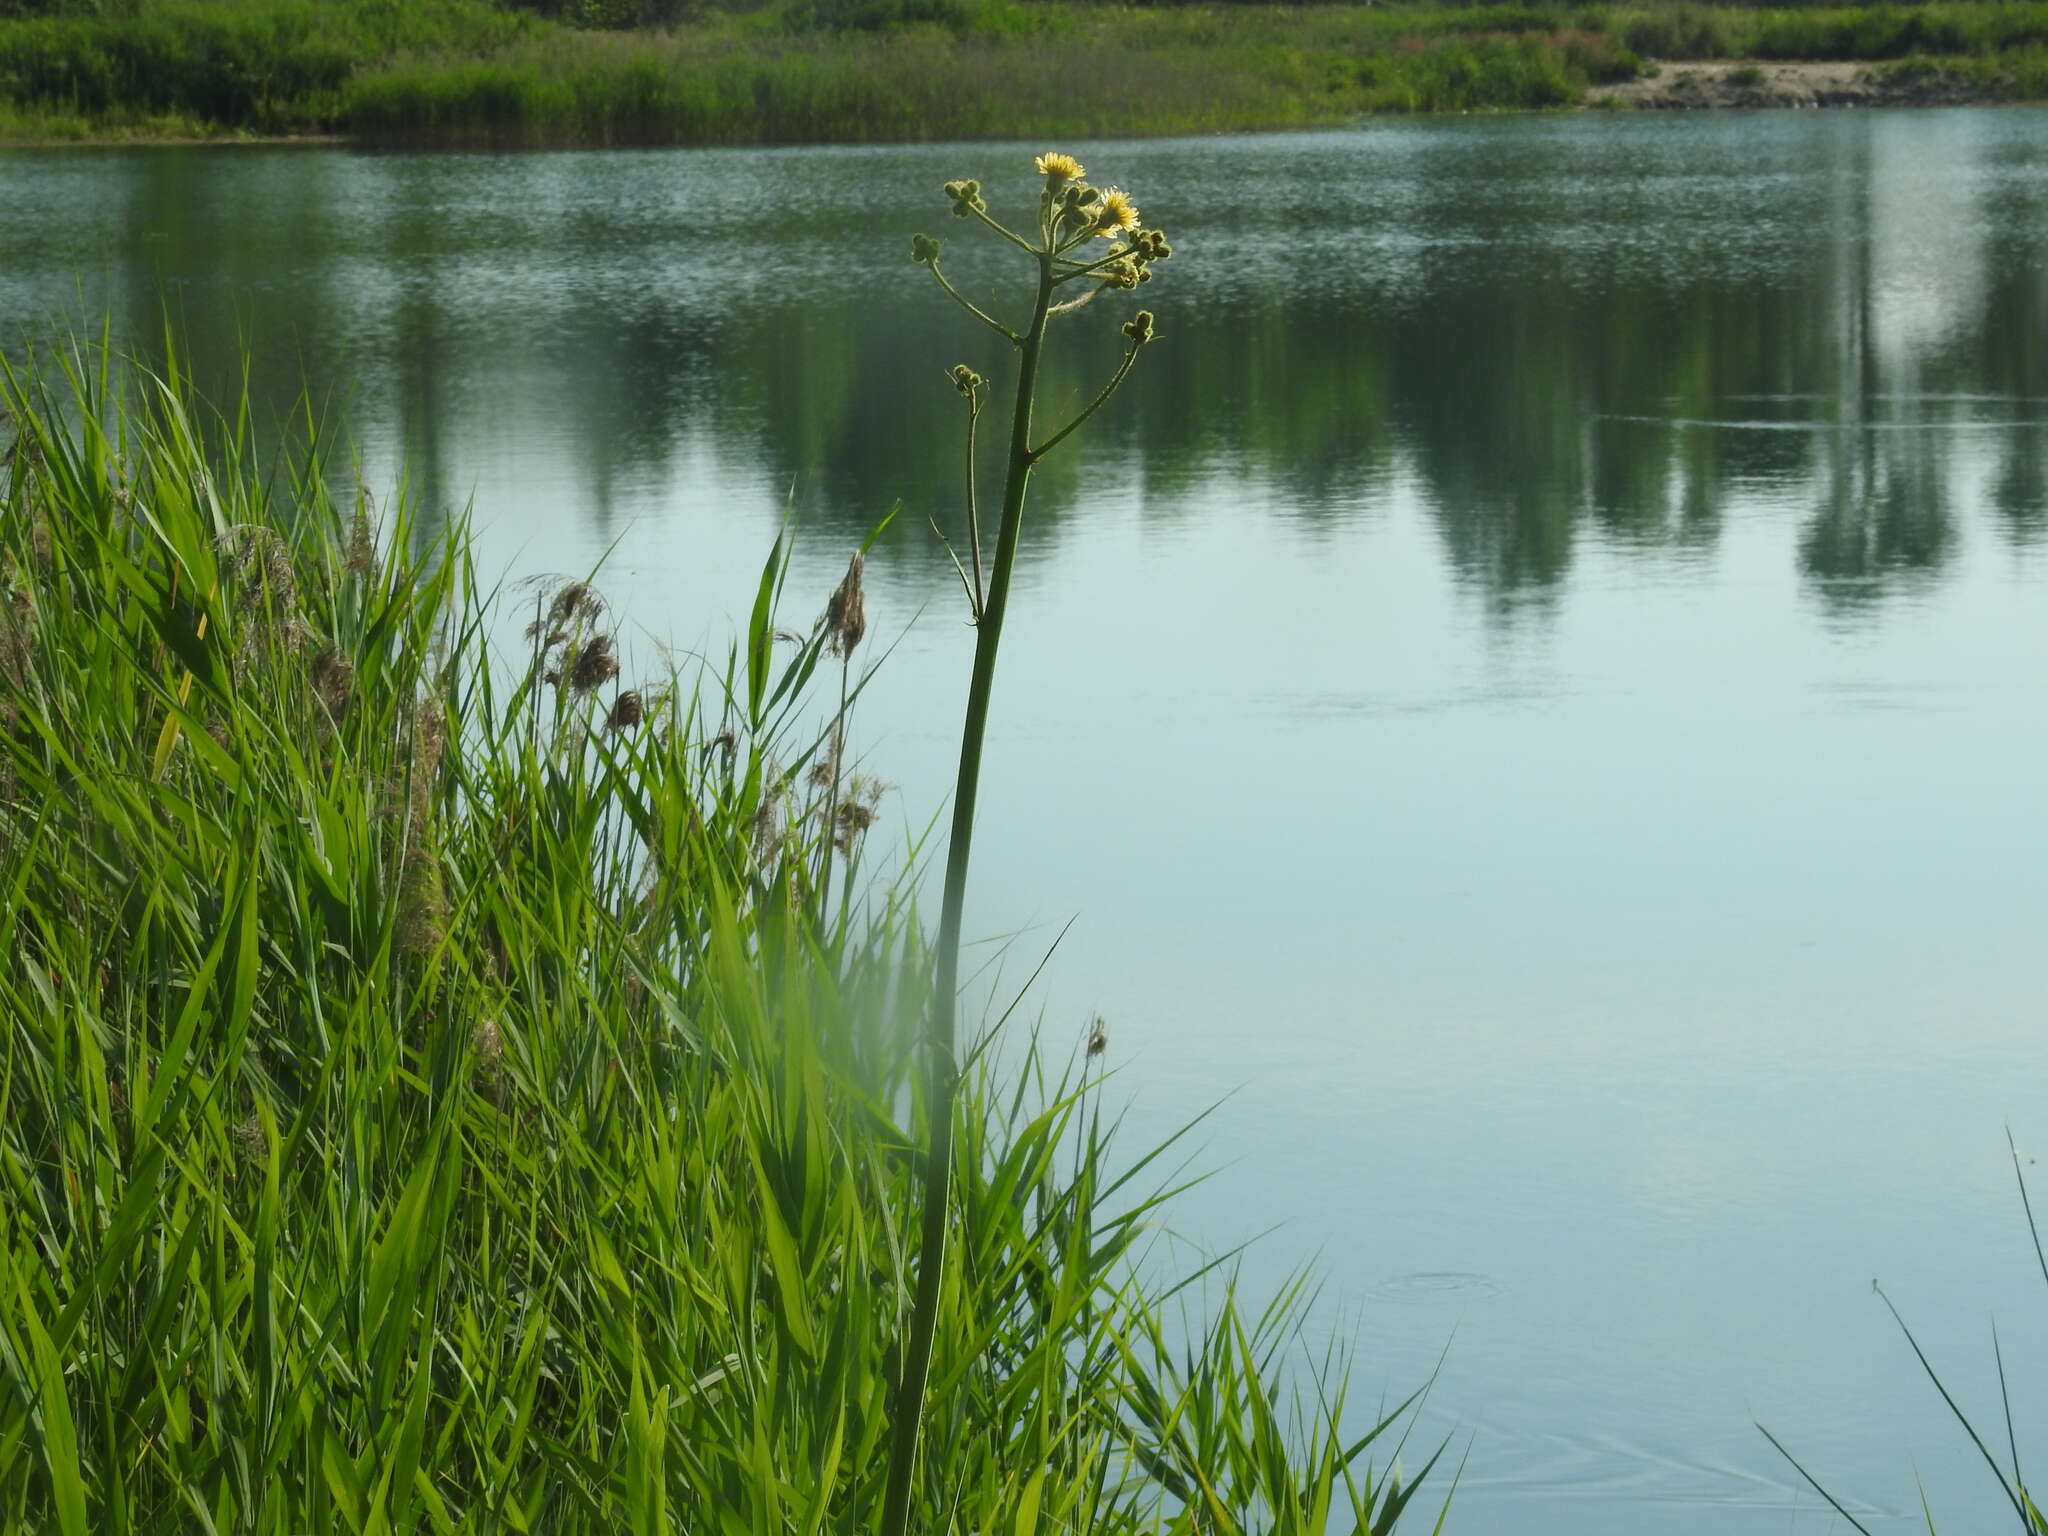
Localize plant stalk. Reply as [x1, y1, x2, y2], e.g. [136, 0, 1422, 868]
[880, 240, 1056, 1536]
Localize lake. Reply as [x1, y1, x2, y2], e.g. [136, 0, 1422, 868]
[5, 107, 2046, 1533]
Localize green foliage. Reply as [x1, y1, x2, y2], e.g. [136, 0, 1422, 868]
[1604, 0, 2048, 60]
[504, 0, 697, 32]
[0, 0, 534, 130]
[779, 0, 1049, 39]
[0, 339, 1442, 1532]
[1759, 1136, 2048, 1535]
[0, 0, 2042, 143]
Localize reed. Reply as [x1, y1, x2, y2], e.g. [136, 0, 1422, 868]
[1759, 1133, 2048, 1534]
[0, 333, 1444, 1531]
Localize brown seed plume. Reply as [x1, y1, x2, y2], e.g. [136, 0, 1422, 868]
[568, 633, 620, 693]
[826, 552, 867, 658]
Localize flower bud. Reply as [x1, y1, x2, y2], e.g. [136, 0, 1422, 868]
[911, 233, 942, 264]
[943, 178, 986, 217]
[1121, 309, 1157, 346]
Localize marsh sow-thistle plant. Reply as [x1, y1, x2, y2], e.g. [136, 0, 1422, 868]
[884, 151, 1173, 1536]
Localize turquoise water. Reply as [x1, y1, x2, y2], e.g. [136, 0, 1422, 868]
[5, 107, 2047, 1533]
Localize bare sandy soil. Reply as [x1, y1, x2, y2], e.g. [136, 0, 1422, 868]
[1607, 58, 1990, 109]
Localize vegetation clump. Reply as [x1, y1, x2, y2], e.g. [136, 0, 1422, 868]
[1, 0, 2045, 144]
[0, 333, 1443, 1530]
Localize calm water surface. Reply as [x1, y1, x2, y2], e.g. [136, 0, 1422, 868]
[7, 109, 2048, 1534]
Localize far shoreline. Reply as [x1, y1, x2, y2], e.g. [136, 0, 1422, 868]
[0, 59, 2039, 152]
[1603, 56, 2033, 109]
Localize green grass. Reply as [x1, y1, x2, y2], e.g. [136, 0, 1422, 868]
[1, 0, 2045, 146]
[1760, 1135, 2048, 1534]
[0, 334, 1448, 1531]
[1604, 0, 2048, 60]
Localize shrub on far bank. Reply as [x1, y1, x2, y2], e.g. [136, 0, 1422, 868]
[0, 0, 2044, 143]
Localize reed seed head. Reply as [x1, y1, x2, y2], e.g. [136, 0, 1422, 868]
[545, 580, 605, 631]
[753, 784, 785, 862]
[310, 644, 355, 718]
[831, 774, 888, 856]
[396, 865, 448, 956]
[471, 1017, 509, 1101]
[1087, 1015, 1109, 1057]
[413, 700, 447, 778]
[607, 689, 644, 731]
[809, 732, 841, 788]
[345, 502, 378, 578]
[567, 633, 620, 693]
[826, 552, 867, 659]
[222, 525, 299, 616]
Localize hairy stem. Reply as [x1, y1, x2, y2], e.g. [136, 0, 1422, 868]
[1032, 346, 1138, 463]
[881, 236, 1056, 1536]
[931, 262, 1020, 346]
[965, 396, 985, 613]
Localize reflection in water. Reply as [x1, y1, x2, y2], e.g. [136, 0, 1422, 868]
[2, 113, 2042, 618]
[6, 111, 2048, 1536]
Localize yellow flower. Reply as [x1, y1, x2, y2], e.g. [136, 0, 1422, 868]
[1094, 187, 1140, 237]
[1034, 151, 1085, 183]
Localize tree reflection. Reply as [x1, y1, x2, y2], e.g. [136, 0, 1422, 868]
[26, 124, 2046, 621]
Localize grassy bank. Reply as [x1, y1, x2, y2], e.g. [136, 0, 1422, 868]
[0, 337, 1445, 1530]
[1, 0, 2046, 146]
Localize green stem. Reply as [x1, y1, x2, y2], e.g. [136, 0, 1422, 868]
[880, 240, 1056, 1536]
[815, 656, 849, 914]
[1054, 246, 1139, 284]
[971, 203, 1042, 260]
[1031, 346, 1137, 463]
[930, 263, 1020, 346]
[965, 396, 985, 613]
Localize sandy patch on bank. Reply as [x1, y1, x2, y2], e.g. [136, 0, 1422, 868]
[1605, 58, 1985, 109]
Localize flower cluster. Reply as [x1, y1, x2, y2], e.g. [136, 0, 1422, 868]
[909, 151, 1172, 418]
[1029, 153, 1173, 300]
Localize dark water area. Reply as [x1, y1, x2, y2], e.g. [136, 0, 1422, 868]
[5, 108, 2047, 1533]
